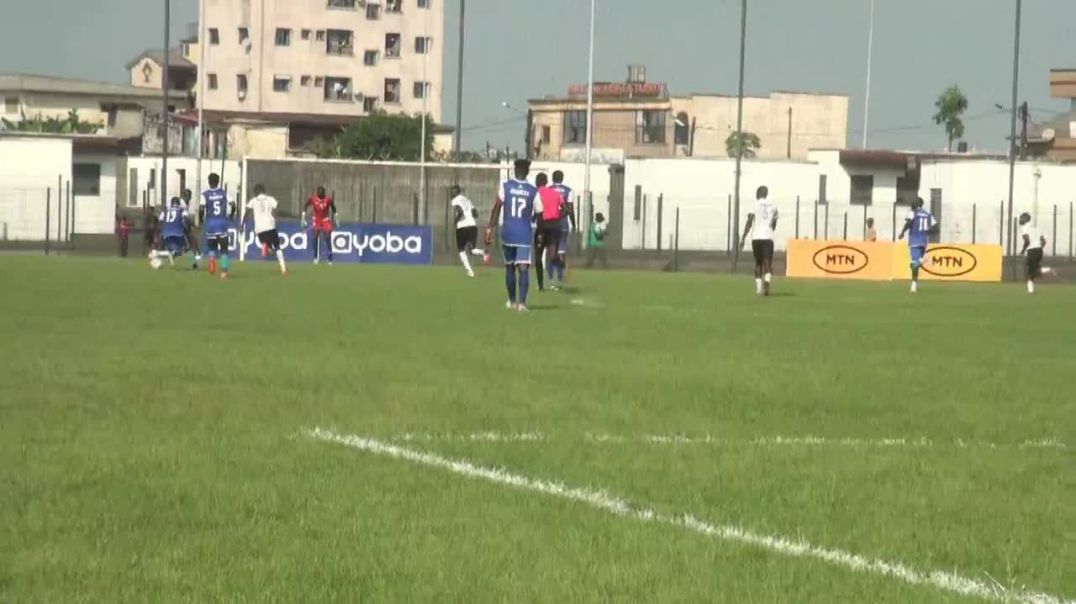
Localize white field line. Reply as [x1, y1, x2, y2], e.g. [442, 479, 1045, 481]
[388, 432, 1066, 450]
[308, 428, 1071, 604]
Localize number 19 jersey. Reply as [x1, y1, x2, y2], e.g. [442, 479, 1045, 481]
[500, 179, 540, 247]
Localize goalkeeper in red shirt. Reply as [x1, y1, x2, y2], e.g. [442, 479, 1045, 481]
[302, 186, 338, 264]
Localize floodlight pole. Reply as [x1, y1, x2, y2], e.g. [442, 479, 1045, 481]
[731, 0, 747, 272]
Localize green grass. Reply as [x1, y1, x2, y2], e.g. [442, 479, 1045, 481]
[1, 256, 1072, 603]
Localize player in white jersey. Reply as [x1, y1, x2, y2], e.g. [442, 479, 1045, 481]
[1018, 213, 1053, 293]
[244, 184, 287, 276]
[450, 185, 485, 277]
[740, 186, 779, 296]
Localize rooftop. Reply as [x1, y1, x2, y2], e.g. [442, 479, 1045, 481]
[0, 73, 188, 101]
[125, 48, 196, 71]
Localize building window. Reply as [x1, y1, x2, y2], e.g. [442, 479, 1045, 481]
[364, 50, 380, 66]
[4, 96, 19, 114]
[301, 29, 312, 40]
[237, 74, 248, 92]
[208, 28, 220, 45]
[414, 36, 432, 54]
[324, 77, 352, 102]
[315, 30, 326, 41]
[541, 125, 551, 144]
[418, 0, 431, 7]
[896, 175, 919, 205]
[366, 3, 382, 19]
[413, 81, 429, 99]
[300, 75, 312, 86]
[314, 76, 325, 87]
[238, 27, 249, 43]
[73, 164, 101, 196]
[385, 33, 401, 57]
[564, 110, 587, 145]
[363, 96, 379, 113]
[207, 73, 218, 90]
[384, 79, 401, 104]
[850, 175, 874, 205]
[273, 76, 292, 92]
[635, 110, 666, 144]
[386, 0, 402, 13]
[674, 112, 690, 146]
[275, 28, 292, 46]
[327, 29, 354, 55]
[328, 0, 357, 8]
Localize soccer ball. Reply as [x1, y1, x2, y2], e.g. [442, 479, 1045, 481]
[150, 257, 163, 270]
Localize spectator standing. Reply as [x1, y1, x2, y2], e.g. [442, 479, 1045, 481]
[585, 213, 609, 269]
[118, 216, 131, 257]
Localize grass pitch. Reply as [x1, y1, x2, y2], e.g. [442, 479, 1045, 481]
[0, 256, 1072, 603]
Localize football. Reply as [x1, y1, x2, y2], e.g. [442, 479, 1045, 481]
[150, 257, 162, 270]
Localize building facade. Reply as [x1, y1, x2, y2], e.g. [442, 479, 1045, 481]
[193, 0, 443, 122]
[528, 67, 848, 162]
[1042, 68, 1076, 162]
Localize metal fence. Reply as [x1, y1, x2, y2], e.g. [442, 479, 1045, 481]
[629, 194, 1076, 259]
[0, 176, 76, 253]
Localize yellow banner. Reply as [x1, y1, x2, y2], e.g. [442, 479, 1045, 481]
[785, 239, 895, 280]
[786, 240, 1004, 282]
[891, 244, 1003, 282]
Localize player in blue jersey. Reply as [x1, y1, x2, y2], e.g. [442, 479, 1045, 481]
[898, 198, 936, 293]
[486, 159, 545, 311]
[149, 197, 193, 268]
[198, 173, 236, 279]
[550, 171, 575, 288]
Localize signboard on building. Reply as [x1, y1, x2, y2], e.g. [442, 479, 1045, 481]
[567, 82, 668, 100]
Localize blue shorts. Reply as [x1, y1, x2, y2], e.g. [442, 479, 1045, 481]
[910, 245, 927, 265]
[163, 236, 186, 255]
[502, 244, 533, 265]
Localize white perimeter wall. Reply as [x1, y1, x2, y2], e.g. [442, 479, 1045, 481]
[0, 136, 72, 241]
[73, 153, 119, 235]
[124, 157, 243, 210]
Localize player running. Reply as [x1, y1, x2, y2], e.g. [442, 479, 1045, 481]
[450, 185, 485, 278]
[302, 186, 337, 265]
[739, 185, 778, 296]
[245, 184, 288, 276]
[1019, 213, 1054, 294]
[898, 197, 936, 293]
[550, 170, 575, 288]
[486, 159, 544, 311]
[149, 197, 194, 268]
[199, 173, 236, 279]
[535, 173, 565, 291]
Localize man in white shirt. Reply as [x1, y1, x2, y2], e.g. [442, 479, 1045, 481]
[245, 184, 287, 276]
[450, 185, 484, 278]
[740, 185, 779, 296]
[1018, 212, 1053, 293]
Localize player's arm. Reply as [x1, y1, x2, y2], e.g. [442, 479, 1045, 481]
[485, 196, 503, 245]
[1040, 235, 1047, 249]
[301, 197, 312, 226]
[330, 199, 339, 226]
[1020, 234, 1030, 255]
[228, 201, 238, 220]
[566, 201, 577, 232]
[898, 214, 912, 240]
[454, 204, 465, 224]
[740, 213, 755, 249]
[770, 209, 779, 231]
[533, 194, 546, 244]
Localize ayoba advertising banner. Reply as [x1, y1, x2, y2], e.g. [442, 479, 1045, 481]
[232, 222, 432, 264]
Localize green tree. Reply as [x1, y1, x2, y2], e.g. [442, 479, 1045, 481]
[317, 112, 433, 161]
[1, 109, 102, 134]
[725, 131, 761, 159]
[933, 85, 969, 151]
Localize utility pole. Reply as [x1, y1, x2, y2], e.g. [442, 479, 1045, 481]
[162, 0, 171, 207]
[786, 106, 793, 160]
[1005, 0, 1022, 280]
[1019, 101, 1029, 160]
[731, 0, 747, 272]
[453, 0, 465, 156]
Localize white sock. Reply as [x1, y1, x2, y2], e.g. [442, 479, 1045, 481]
[276, 250, 287, 273]
[1028, 280, 1035, 293]
[755, 278, 763, 293]
[459, 252, 473, 276]
[471, 248, 485, 256]
[764, 273, 772, 283]
[167, 254, 174, 266]
[1041, 266, 1053, 275]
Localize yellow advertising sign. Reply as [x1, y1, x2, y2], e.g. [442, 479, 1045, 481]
[891, 244, 1003, 282]
[785, 240, 895, 280]
[787, 240, 1004, 283]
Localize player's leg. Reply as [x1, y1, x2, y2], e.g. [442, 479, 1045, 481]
[909, 246, 923, 292]
[516, 246, 532, 310]
[325, 223, 334, 264]
[545, 227, 562, 289]
[503, 245, 518, 308]
[751, 240, 764, 294]
[533, 231, 545, 291]
[1027, 248, 1042, 293]
[762, 240, 775, 295]
[457, 227, 474, 277]
[218, 236, 231, 278]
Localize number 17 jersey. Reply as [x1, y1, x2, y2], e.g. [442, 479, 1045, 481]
[500, 179, 540, 247]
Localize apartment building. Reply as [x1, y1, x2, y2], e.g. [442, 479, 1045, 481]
[197, 0, 443, 121]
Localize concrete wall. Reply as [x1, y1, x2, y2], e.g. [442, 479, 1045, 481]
[123, 157, 244, 211]
[72, 153, 119, 234]
[201, 0, 444, 120]
[0, 136, 72, 240]
[1, 92, 109, 129]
